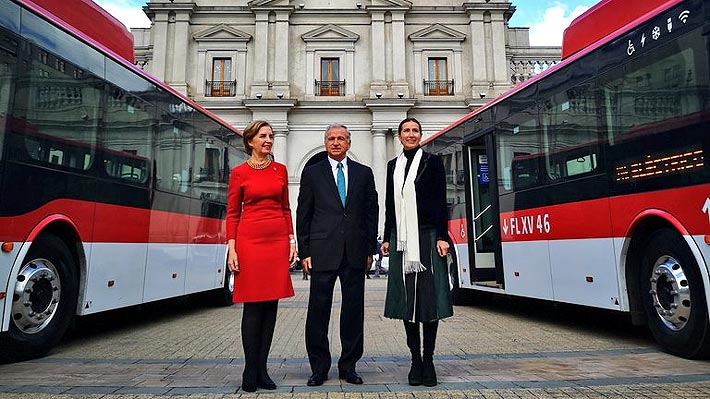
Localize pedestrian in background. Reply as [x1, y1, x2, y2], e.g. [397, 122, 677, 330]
[301, 258, 309, 280]
[226, 120, 296, 392]
[381, 117, 453, 387]
[297, 123, 378, 386]
[374, 236, 383, 278]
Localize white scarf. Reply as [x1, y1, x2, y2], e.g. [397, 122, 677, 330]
[393, 149, 426, 274]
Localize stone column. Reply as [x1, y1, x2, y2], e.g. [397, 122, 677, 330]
[305, 50, 314, 96]
[346, 49, 355, 96]
[251, 12, 269, 96]
[490, 11, 509, 95]
[151, 12, 169, 81]
[170, 11, 191, 95]
[273, 11, 290, 96]
[467, 10, 488, 97]
[236, 49, 248, 97]
[371, 128, 388, 230]
[370, 11, 386, 96]
[413, 51, 422, 95]
[454, 49, 464, 95]
[272, 128, 288, 165]
[390, 12, 408, 97]
[195, 49, 206, 97]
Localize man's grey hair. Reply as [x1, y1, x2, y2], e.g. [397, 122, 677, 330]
[324, 123, 351, 142]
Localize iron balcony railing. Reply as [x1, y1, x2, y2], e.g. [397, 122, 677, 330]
[315, 80, 345, 96]
[423, 79, 454, 96]
[205, 80, 237, 97]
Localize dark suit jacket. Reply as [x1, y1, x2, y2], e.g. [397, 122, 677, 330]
[383, 150, 448, 244]
[297, 157, 378, 271]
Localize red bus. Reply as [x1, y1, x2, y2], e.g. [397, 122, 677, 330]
[0, 0, 246, 361]
[423, 0, 710, 358]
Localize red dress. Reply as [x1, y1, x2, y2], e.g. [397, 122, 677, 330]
[226, 161, 295, 303]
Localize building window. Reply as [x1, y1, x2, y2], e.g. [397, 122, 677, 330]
[424, 58, 453, 95]
[316, 58, 344, 96]
[55, 59, 65, 73]
[206, 58, 235, 97]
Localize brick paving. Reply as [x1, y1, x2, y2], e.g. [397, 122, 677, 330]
[0, 275, 708, 398]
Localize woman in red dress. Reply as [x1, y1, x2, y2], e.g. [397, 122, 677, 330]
[226, 120, 296, 392]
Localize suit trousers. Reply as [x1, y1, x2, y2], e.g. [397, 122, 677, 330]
[305, 256, 365, 375]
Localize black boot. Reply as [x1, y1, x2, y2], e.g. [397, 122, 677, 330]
[421, 355, 436, 387]
[422, 321, 438, 387]
[409, 355, 423, 386]
[403, 321, 422, 386]
[241, 303, 260, 392]
[257, 301, 278, 390]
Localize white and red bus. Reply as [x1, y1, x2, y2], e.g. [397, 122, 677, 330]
[424, 0, 710, 358]
[0, 0, 246, 360]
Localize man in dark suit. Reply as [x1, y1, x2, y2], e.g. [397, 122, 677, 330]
[296, 123, 378, 386]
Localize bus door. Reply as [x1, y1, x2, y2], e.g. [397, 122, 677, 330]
[464, 132, 502, 286]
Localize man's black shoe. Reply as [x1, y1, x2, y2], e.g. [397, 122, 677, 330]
[338, 370, 363, 384]
[307, 373, 327, 386]
[240, 382, 257, 392]
[258, 378, 277, 390]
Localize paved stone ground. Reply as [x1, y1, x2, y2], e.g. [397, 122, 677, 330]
[0, 275, 709, 398]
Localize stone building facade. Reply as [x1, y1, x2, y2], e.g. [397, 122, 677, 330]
[131, 0, 559, 230]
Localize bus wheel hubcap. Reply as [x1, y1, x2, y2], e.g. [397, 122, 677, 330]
[12, 259, 62, 334]
[649, 255, 691, 331]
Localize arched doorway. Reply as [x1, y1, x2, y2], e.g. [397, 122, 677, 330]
[303, 150, 328, 168]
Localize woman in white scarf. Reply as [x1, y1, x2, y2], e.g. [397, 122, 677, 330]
[381, 118, 453, 387]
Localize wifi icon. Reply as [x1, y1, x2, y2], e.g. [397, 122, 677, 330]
[679, 10, 690, 24]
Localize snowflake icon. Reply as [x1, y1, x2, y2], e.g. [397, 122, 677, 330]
[652, 26, 661, 40]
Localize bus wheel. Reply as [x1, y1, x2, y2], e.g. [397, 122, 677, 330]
[639, 229, 710, 359]
[0, 234, 78, 362]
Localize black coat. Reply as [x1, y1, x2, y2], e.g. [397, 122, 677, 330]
[297, 157, 378, 270]
[383, 150, 448, 244]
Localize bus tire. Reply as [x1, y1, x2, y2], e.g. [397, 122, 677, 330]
[210, 269, 234, 307]
[0, 234, 78, 363]
[639, 229, 710, 359]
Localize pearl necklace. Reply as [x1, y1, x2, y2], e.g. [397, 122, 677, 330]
[247, 158, 272, 170]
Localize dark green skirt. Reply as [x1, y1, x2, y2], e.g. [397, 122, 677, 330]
[383, 228, 453, 322]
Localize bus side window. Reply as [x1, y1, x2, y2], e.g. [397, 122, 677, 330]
[103, 149, 149, 183]
[155, 116, 193, 194]
[565, 153, 597, 176]
[193, 135, 221, 183]
[11, 37, 100, 171]
[542, 84, 600, 181]
[496, 107, 540, 194]
[103, 79, 154, 184]
[602, 46, 707, 143]
[511, 153, 540, 190]
[192, 113, 240, 202]
[546, 148, 598, 180]
[0, 22, 19, 158]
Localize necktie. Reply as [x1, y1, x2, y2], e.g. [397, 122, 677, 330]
[336, 162, 346, 206]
